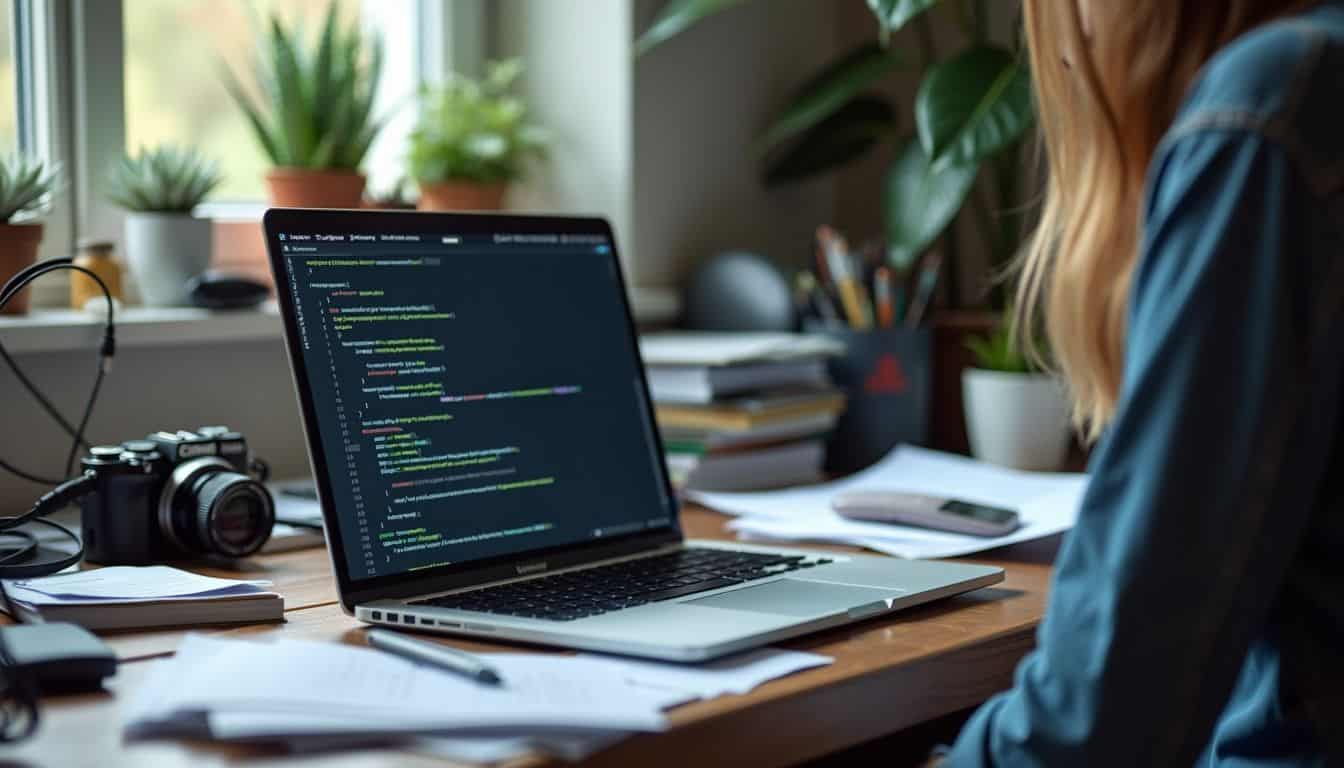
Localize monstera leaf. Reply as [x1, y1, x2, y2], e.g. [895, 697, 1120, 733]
[756, 43, 902, 154]
[866, 0, 941, 39]
[635, 0, 756, 57]
[885, 136, 978, 268]
[763, 97, 897, 185]
[915, 45, 1032, 168]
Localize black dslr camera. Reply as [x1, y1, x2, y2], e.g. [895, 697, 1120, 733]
[78, 427, 275, 565]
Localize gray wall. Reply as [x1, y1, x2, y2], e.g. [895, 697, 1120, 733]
[0, 340, 308, 512]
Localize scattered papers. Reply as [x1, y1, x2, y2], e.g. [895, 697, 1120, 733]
[639, 332, 844, 367]
[4, 565, 272, 605]
[688, 445, 1088, 559]
[124, 634, 833, 764]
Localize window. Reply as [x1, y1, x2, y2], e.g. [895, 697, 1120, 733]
[0, 3, 14, 151]
[123, 0, 420, 201]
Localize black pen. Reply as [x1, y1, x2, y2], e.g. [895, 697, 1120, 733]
[366, 628, 504, 685]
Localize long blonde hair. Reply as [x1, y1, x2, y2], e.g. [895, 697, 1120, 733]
[1017, 1, 1311, 442]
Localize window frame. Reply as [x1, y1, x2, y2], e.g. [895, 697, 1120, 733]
[14, 0, 480, 309]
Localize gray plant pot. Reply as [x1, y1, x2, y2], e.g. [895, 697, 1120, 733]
[124, 212, 212, 306]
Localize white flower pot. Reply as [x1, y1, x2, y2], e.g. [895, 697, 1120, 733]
[124, 213, 212, 306]
[962, 368, 1072, 471]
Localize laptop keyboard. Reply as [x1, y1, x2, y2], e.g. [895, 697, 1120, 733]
[409, 548, 833, 622]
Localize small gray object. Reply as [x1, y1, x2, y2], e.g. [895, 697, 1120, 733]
[0, 623, 117, 693]
[683, 251, 794, 331]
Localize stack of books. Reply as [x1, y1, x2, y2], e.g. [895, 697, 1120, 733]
[639, 333, 847, 491]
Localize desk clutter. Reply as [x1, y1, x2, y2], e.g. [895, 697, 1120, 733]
[639, 332, 847, 491]
[2, 566, 282, 630]
[690, 444, 1088, 560]
[124, 633, 832, 762]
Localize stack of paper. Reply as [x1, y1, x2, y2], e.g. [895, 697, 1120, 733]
[124, 635, 831, 762]
[3, 566, 283, 630]
[639, 332, 848, 492]
[687, 445, 1089, 559]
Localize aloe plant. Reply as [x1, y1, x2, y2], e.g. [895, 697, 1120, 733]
[220, 3, 383, 171]
[0, 154, 58, 223]
[106, 145, 223, 213]
[408, 60, 548, 185]
[638, 0, 1032, 308]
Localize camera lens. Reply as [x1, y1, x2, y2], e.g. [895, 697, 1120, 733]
[190, 473, 275, 556]
[159, 458, 275, 558]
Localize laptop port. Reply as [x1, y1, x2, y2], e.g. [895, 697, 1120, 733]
[438, 621, 461, 628]
[402, 615, 416, 625]
[419, 617, 434, 626]
[370, 611, 382, 621]
[385, 612, 399, 623]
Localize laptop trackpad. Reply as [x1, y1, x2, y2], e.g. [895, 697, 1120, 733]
[685, 579, 898, 618]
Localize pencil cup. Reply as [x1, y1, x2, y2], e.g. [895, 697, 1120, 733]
[806, 325, 933, 474]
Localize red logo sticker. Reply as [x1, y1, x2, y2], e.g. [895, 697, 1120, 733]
[864, 354, 909, 395]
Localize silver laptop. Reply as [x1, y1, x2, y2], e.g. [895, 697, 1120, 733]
[265, 209, 1002, 662]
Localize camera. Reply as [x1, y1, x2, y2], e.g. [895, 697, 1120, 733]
[78, 427, 275, 564]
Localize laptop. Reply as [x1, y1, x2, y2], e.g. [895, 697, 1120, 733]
[264, 209, 1003, 662]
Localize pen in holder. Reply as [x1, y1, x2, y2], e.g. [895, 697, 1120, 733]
[806, 323, 933, 474]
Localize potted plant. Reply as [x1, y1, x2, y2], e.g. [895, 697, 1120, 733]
[106, 145, 223, 307]
[961, 321, 1071, 471]
[0, 154, 58, 315]
[408, 59, 547, 212]
[221, 4, 382, 209]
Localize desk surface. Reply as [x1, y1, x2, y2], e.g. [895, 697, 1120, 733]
[3, 507, 1057, 767]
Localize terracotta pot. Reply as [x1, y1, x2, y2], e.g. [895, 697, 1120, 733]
[417, 181, 508, 212]
[0, 222, 43, 315]
[264, 168, 366, 209]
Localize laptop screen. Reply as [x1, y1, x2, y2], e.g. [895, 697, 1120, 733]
[270, 213, 675, 588]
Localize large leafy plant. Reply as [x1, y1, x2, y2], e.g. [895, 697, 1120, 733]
[407, 60, 548, 186]
[221, 3, 383, 171]
[106, 145, 223, 213]
[638, 0, 1033, 307]
[0, 154, 58, 224]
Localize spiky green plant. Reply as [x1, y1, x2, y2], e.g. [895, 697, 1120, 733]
[0, 154, 58, 223]
[106, 145, 223, 213]
[220, 3, 383, 170]
[965, 318, 1045, 374]
[408, 59, 548, 185]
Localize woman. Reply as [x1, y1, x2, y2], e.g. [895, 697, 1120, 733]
[944, 1, 1344, 765]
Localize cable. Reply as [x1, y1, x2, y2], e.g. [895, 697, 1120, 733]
[0, 259, 115, 486]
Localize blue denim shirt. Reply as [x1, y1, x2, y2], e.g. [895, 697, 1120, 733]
[946, 4, 1344, 765]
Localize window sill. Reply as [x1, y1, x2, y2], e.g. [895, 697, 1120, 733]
[0, 287, 680, 355]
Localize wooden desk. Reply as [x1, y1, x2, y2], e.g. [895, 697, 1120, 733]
[3, 507, 1057, 767]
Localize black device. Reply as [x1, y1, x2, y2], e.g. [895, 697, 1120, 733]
[78, 427, 276, 564]
[186, 271, 270, 310]
[0, 624, 116, 694]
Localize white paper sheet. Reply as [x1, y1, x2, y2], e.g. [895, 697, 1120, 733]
[576, 647, 834, 698]
[4, 565, 272, 604]
[688, 445, 1088, 559]
[639, 332, 844, 366]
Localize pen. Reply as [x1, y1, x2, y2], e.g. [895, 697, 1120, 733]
[905, 251, 944, 329]
[820, 229, 872, 330]
[366, 628, 503, 685]
[795, 271, 842, 327]
[874, 266, 895, 328]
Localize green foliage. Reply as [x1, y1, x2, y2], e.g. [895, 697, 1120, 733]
[635, 0, 753, 57]
[884, 137, 977, 269]
[0, 154, 58, 223]
[407, 60, 548, 186]
[755, 43, 902, 154]
[106, 145, 223, 213]
[220, 2, 383, 170]
[964, 322, 1038, 374]
[636, 0, 1037, 308]
[915, 45, 1033, 168]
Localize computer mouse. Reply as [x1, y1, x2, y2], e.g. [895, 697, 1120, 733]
[187, 271, 270, 310]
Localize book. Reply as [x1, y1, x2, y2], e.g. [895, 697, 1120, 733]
[654, 390, 846, 432]
[645, 359, 830, 404]
[639, 332, 844, 367]
[665, 440, 825, 492]
[2, 565, 283, 631]
[661, 412, 838, 454]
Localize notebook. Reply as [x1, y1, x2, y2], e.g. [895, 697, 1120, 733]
[2, 566, 283, 631]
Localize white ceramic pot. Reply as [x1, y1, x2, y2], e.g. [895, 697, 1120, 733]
[962, 368, 1072, 471]
[124, 213, 212, 306]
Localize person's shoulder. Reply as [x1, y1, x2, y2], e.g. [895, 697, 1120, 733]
[1171, 5, 1344, 176]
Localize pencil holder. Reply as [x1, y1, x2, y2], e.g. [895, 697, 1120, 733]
[806, 325, 933, 473]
